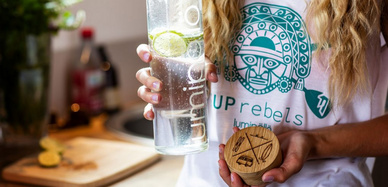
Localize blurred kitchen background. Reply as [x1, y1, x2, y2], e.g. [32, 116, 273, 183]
[1, 1, 182, 186]
[50, 0, 147, 122]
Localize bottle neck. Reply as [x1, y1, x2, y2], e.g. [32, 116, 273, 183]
[79, 38, 95, 65]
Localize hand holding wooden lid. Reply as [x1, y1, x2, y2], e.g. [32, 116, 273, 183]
[224, 126, 282, 186]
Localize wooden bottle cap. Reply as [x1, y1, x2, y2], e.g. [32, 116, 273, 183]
[224, 126, 282, 186]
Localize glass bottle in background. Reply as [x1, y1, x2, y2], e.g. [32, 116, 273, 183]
[98, 45, 121, 115]
[67, 27, 105, 126]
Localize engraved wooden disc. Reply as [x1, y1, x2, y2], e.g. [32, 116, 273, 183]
[224, 126, 282, 186]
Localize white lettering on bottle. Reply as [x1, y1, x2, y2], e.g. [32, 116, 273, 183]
[187, 61, 206, 141]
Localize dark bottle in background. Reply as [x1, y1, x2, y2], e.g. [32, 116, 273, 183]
[98, 45, 121, 114]
[67, 27, 105, 126]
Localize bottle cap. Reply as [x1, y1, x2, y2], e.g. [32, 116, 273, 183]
[81, 27, 94, 39]
[224, 126, 282, 186]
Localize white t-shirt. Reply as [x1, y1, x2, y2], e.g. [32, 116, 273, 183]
[176, 0, 388, 186]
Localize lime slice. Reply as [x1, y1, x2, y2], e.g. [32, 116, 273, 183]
[151, 30, 204, 57]
[153, 31, 187, 57]
[38, 151, 61, 167]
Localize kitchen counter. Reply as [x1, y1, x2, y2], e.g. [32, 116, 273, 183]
[0, 114, 184, 187]
[112, 155, 184, 187]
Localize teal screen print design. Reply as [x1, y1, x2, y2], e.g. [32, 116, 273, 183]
[226, 3, 330, 119]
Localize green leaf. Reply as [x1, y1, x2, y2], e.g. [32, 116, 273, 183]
[58, 10, 86, 30]
[61, 0, 83, 7]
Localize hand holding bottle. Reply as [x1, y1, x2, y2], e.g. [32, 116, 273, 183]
[135, 44, 218, 120]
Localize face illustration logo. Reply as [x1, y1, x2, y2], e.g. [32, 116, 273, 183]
[226, 3, 331, 119]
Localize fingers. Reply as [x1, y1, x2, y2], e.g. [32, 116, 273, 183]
[262, 131, 308, 183]
[205, 58, 218, 83]
[143, 103, 154, 120]
[136, 67, 162, 104]
[136, 44, 152, 63]
[261, 152, 303, 184]
[219, 144, 248, 187]
[136, 67, 162, 92]
[220, 149, 262, 187]
[218, 144, 231, 185]
[136, 44, 160, 91]
[218, 159, 232, 185]
[135, 45, 162, 108]
[230, 172, 248, 187]
[219, 144, 226, 160]
[137, 85, 161, 105]
[136, 44, 156, 121]
[219, 128, 245, 187]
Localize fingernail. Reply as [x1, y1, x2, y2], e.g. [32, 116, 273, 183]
[143, 52, 150, 61]
[263, 176, 274, 183]
[151, 94, 159, 103]
[146, 112, 152, 120]
[231, 174, 235, 183]
[211, 72, 217, 79]
[219, 145, 222, 153]
[153, 82, 160, 90]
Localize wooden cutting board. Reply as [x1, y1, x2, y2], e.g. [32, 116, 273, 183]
[2, 137, 161, 187]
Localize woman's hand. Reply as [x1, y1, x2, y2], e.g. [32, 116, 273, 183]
[261, 130, 313, 184]
[219, 128, 313, 186]
[136, 44, 161, 120]
[135, 44, 218, 120]
[218, 127, 268, 187]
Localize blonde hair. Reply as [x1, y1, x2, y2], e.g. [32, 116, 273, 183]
[203, 0, 381, 105]
[203, 0, 241, 64]
[306, 0, 381, 105]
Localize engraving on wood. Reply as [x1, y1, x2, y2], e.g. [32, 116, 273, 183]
[231, 133, 273, 166]
[224, 127, 282, 186]
[260, 143, 273, 163]
[232, 136, 245, 152]
[236, 155, 254, 167]
[250, 134, 268, 141]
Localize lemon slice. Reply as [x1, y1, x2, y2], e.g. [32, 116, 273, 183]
[38, 151, 61, 167]
[153, 31, 187, 57]
[39, 136, 66, 154]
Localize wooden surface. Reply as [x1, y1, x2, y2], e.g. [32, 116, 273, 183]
[2, 137, 161, 187]
[111, 155, 184, 187]
[224, 127, 282, 186]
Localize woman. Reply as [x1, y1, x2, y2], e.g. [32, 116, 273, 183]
[136, 0, 388, 186]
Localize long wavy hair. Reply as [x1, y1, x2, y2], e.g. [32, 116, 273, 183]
[203, 0, 241, 67]
[203, 0, 381, 105]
